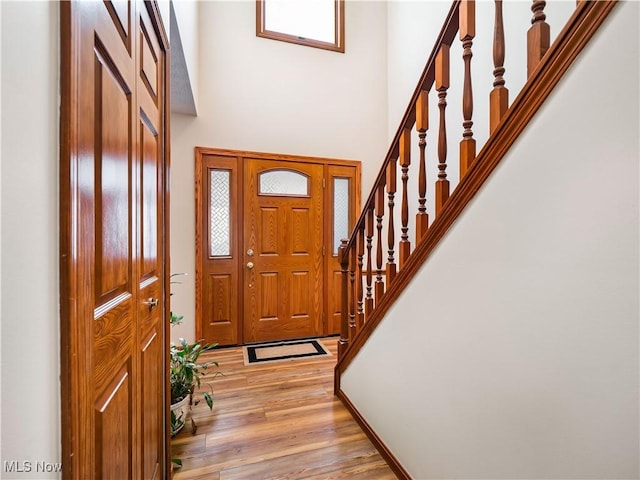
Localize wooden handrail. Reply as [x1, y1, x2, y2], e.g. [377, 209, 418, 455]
[335, 0, 618, 391]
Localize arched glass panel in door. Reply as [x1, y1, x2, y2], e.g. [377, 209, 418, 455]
[259, 169, 309, 196]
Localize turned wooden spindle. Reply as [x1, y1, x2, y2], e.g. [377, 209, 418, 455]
[338, 239, 350, 358]
[399, 128, 411, 268]
[374, 185, 385, 302]
[348, 241, 356, 339]
[460, 0, 476, 178]
[527, 0, 550, 77]
[435, 44, 450, 216]
[364, 207, 374, 318]
[356, 227, 364, 327]
[416, 90, 430, 243]
[386, 159, 397, 283]
[490, 0, 509, 133]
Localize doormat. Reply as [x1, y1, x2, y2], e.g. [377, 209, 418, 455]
[243, 339, 331, 365]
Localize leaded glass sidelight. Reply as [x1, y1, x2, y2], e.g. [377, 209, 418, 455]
[333, 177, 350, 254]
[259, 169, 309, 196]
[210, 169, 231, 256]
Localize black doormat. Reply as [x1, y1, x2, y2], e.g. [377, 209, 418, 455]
[243, 339, 330, 365]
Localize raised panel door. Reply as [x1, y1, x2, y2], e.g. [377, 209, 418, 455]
[60, 1, 167, 478]
[243, 159, 324, 343]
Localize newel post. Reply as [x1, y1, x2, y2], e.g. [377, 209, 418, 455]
[338, 239, 350, 360]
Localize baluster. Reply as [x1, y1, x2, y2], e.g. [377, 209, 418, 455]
[365, 208, 374, 318]
[338, 239, 349, 359]
[375, 184, 385, 303]
[490, 0, 509, 133]
[527, 0, 550, 77]
[386, 159, 397, 283]
[435, 44, 450, 216]
[356, 227, 364, 328]
[399, 128, 411, 267]
[416, 90, 430, 243]
[460, 0, 476, 178]
[349, 241, 356, 339]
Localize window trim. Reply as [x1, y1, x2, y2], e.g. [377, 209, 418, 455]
[255, 0, 345, 53]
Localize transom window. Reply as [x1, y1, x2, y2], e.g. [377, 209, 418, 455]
[256, 0, 345, 53]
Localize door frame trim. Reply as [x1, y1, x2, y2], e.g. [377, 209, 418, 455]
[195, 147, 361, 345]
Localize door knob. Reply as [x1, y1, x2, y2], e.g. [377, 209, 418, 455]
[143, 298, 159, 308]
[247, 262, 254, 269]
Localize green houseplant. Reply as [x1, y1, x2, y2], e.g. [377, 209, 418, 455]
[169, 313, 219, 436]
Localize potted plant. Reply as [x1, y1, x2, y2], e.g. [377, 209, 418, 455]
[169, 312, 219, 436]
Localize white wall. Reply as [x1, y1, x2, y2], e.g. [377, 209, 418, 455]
[170, 0, 388, 342]
[170, 0, 199, 115]
[0, 2, 61, 478]
[0, 1, 3, 464]
[172, 0, 199, 108]
[0, 0, 3, 461]
[387, 1, 451, 140]
[341, 2, 639, 478]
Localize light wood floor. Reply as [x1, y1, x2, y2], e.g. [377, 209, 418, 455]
[171, 337, 397, 479]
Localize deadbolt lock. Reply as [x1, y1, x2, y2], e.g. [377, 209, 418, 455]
[247, 249, 254, 257]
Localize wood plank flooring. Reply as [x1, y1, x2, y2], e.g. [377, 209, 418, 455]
[171, 337, 397, 479]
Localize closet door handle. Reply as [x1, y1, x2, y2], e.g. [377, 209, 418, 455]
[143, 298, 159, 308]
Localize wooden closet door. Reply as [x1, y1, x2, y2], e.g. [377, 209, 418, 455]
[60, 2, 168, 478]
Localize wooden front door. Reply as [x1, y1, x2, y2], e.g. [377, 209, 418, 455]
[60, 2, 169, 478]
[243, 159, 325, 342]
[196, 148, 360, 346]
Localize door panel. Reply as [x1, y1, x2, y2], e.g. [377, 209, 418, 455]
[94, 44, 133, 304]
[197, 155, 241, 345]
[60, 1, 167, 478]
[95, 366, 132, 479]
[140, 330, 161, 480]
[325, 165, 360, 335]
[244, 159, 324, 343]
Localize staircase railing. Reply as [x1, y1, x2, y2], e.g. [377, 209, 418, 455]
[335, 0, 617, 385]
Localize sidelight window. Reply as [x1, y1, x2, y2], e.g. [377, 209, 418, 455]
[209, 169, 231, 257]
[332, 177, 350, 254]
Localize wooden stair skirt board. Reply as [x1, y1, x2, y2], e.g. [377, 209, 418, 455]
[336, 389, 412, 480]
[334, 0, 618, 385]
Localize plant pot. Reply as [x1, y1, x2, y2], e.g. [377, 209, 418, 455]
[170, 395, 190, 436]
